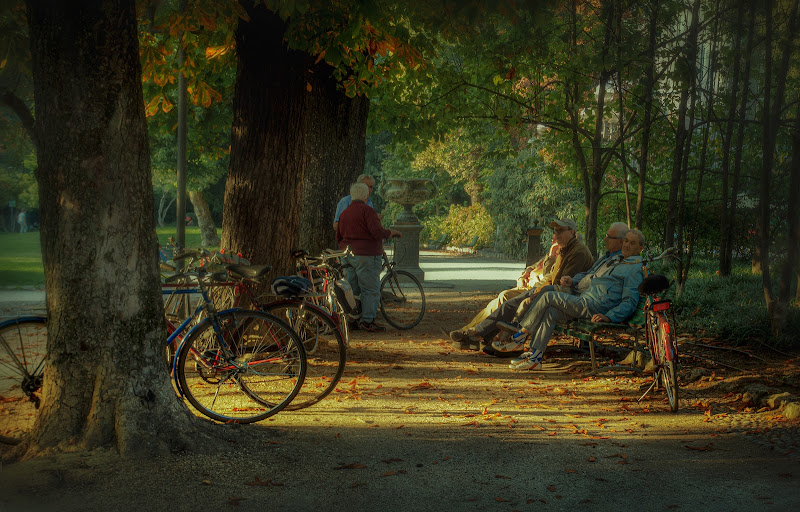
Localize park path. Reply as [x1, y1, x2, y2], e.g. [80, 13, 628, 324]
[2, 250, 799, 511]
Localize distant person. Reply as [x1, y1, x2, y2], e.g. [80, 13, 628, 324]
[333, 174, 376, 231]
[336, 182, 402, 332]
[17, 209, 28, 233]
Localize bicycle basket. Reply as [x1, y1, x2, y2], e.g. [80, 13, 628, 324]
[334, 279, 357, 313]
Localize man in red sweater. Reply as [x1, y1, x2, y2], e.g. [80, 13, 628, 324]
[337, 182, 402, 332]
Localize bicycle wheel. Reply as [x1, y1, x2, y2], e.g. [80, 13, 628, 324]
[657, 313, 679, 412]
[379, 270, 425, 329]
[0, 317, 47, 445]
[263, 302, 346, 410]
[176, 310, 306, 423]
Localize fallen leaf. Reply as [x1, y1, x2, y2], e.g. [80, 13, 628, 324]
[495, 474, 511, 479]
[381, 470, 396, 477]
[334, 463, 367, 470]
[382, 458, 403, 464]
[547, 485, 556, 492]
[495, 497, 510, 503]
[229, 497, 245, 506]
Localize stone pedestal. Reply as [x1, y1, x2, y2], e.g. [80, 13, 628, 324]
[391, 222, 424, 282]
[379, 177, 437, 283]
[525, 225, 544, 267]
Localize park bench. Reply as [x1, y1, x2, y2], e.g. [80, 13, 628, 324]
[428, 234, 448, 250]
[458, 235, 480, 255]
[553, 297, 648, 373]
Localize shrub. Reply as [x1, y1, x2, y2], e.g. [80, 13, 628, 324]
[422, 204, 495, 247]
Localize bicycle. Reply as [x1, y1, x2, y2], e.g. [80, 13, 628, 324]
[164, 248, 346, 411]
[631, 247, 680, 412]
[0, 316, 47, 445]
[162, 262, 307, 424]
[299, 239, 426, 330]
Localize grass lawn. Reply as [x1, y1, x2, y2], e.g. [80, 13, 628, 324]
[0, 228, 220, 288]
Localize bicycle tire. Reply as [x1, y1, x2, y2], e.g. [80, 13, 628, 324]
[0, 317, 47, 445]
[263, 302, 346, 410]
[379, 270, 425, 330]
[176, 310, 306, 423]
[657, 313, 679, 412]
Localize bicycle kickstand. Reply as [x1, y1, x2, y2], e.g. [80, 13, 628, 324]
[637, 376, 658, 403]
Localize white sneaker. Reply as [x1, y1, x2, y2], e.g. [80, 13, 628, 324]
[509, 350, 543, 370]
[491, 339, 525, 353]
[509, 351, 532, 365]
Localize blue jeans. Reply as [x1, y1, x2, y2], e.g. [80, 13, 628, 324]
[345, 255, 383, 323]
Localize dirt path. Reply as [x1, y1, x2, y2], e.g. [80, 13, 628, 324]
[2, 275, 800, 511]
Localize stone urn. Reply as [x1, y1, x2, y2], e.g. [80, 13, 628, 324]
[379, 178, 438, 225]
[378, 177, 438, 281]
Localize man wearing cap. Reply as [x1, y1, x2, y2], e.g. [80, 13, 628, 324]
[450, 218, 593, 350]
[505, 229, 646, 370]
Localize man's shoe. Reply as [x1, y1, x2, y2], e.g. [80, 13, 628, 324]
[451, 330, 481, 350]
[348, 319, 360, 331]
[510, 350, 543, 370]
[510, 351, 533, 366]
[490, 338, 526, 357]
[497, 321, 522, 333]
[359, 321, 386, 332]
[481, 344, 497, 356]
[450, 330, 467, 342]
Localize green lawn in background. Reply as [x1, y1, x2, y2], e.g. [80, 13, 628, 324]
[0, 228, 220, 288]
[0, 232, 45, 288]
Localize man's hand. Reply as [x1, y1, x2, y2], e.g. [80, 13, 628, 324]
[591, 313, 610, 323]
[389, 229, 402, 238]
[560, 276, 573, 287]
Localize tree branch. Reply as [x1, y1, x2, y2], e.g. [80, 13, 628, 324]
[0, 88, 37, 151]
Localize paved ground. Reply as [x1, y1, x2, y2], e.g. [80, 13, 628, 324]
[2, 250, 799, 511]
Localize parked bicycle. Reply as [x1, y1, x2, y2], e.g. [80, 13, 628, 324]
[161, 261, 307, 423]
[164, 249, 346, 411]
[0, 316, 47, 445]
[295, 238, 426, 331]
[631, 247, 680, 412]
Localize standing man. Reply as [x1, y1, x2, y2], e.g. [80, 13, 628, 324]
[17, 209, 28, 233]
[333, 174, 375, 231]
[337, 182, 402, 332]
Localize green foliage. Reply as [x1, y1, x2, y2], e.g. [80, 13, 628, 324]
[485, 138, 583, 258]
[674, 260, 800, 348]
[421, 203, 494, 247]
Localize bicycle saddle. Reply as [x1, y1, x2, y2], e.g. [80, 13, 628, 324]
[225, 264, 272, 280]
[639, 274, 670, 295]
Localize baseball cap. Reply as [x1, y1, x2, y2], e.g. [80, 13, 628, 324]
[549, 219, 577, 231]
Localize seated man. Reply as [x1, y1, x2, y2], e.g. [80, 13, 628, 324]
[337, 182, 402, 332]
[505, 229, 645, 371]
[449, 235, 559, 342]
[451, 218, 594, 350]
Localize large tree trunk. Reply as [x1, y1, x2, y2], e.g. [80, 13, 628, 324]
[221, 5, 311, 279]
[298, 62, 369, 255]
[26, 0, 192, 457]
[188, 190, 220, 247]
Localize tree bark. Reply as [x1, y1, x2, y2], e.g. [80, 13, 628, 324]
[663, 0, 700, 249]
[298, 61, 369, 255]
[188, 190, 220, 247]
[26, 0, 193, 457]
[718, 0, 745, 277]
[221, 5, 311, 279]
[635, 0, 660, 230]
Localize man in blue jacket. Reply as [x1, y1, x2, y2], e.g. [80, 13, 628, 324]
[506, 229, 645, 370]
